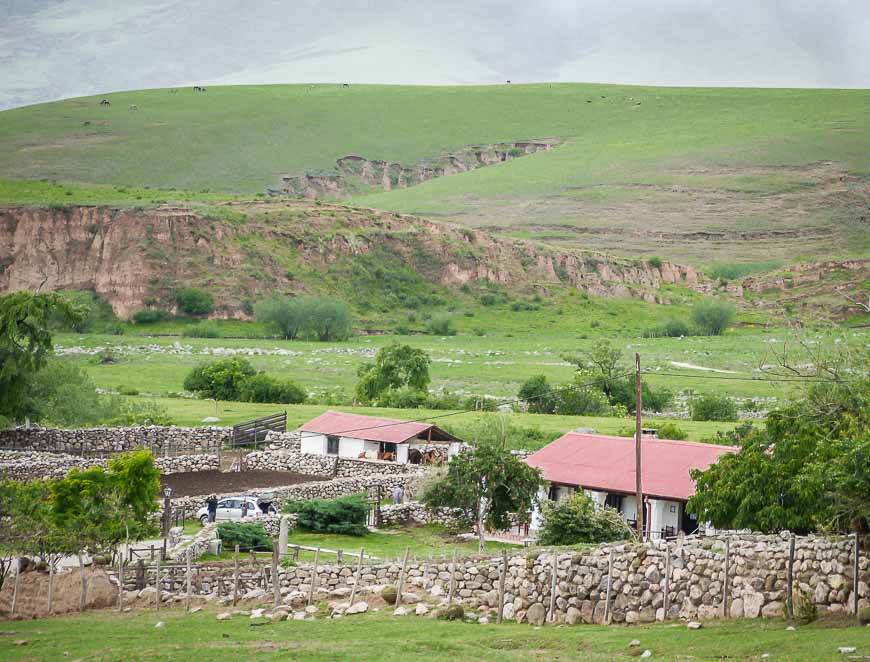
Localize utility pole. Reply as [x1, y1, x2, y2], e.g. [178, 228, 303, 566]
[635, 353, 643, 541]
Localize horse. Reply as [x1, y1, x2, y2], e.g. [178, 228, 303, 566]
[193, 86, 207, 92]
[99, 99, 110, 106]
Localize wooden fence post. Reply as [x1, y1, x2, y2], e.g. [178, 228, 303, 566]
[272, 543, 280, 608]
[337, 549, 344, 564]
[722, 538, 730, 618]
[786, 534, 796, 621]
[307, 548, 320, 607]
[496, 550, 508, 624]
[349, 548, 364, 607]
[662, 543, 671, 620]
[155, 554, 161, 611]
[603, 548, 615, 624]
[448, 549, 458, 606]
[233, 545, 240, 606]
[186, 551, 193, 611]
[547, 550, 558, 623]
[293, 546, 300, 563]
[854, 533, 861, 622]
[78, 553, 87, 612]
[395, 547, 411, 607]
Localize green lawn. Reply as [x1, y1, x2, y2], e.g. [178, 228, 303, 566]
[0, 608, 866, 661]
[1, 84, 867, 264]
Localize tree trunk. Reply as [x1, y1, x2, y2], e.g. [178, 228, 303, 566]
[77, 553, 87, 612]
[477, 499, 486, 553]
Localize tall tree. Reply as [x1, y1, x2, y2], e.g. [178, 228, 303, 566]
[422, 420, 542, 552]
[355, 343, 431, 403]
[0, 291, 83, 422]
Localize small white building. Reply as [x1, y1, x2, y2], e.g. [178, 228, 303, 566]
[526, 432, 736, 539]
[298, 410, 462, 464]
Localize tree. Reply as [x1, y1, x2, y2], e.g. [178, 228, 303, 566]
[690, 394, 738, 421]
[255, 296, 353, 341]
[238, 373, 306, 404]
[688, 372, 870, 533]
[255, 295, 307, 340]
[538, 492, 635, 545]
[175, 287, 214, 316]
[183, 357, 256, 400]
[0, 291, 83, 422]
[518, 375, 556, 414]
[422, 422, 542, 552]
[691, 300, 736, 336]
[306, 297, 353, 341]
[355, 344, 431, 403]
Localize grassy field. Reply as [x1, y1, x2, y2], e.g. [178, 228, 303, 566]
[0, 608, 866, 661]
[1, 83, 867, 264]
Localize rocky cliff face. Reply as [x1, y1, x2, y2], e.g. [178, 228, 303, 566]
[0, 202, 703, 318]
[272, 140, 560, 199]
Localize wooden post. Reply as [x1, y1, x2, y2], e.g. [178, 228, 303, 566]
[786, 534, 796, 621]
[10, 557, 20, 616]
[634, 353, 643, 541]
[118, 555, 124, 612]
[48, 561, 55, 614]
[547, 550, 558, 623]
[722, 538, 730, 618]
[662, 543, 671, 620]
[447, 549, 458, 606]
[78, 553, 87, 613]
[854, 533, 861, 622]
[349, 548, 364, 607]
[307, 547, 320, 607]
[496, 550, 508, 624]
[272, 544, 280, 608]
[233, 545, 240, 606]
[155, 554, 161, 610]
[395, 547, 411, 607]
[186, 551, 193, 611]
[293, 545, 300, 563]
[337, 549, 344, 564]
[603, 548, 614, 624]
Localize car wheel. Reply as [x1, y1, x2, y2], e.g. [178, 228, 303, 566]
[200, 515, 209, 526]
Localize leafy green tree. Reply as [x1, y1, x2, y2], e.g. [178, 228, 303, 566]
[518, 375, 556, 414]
[422, 423, 542, 552]
[691, 300, 736, 336]
[255, 296, 352, 341]
[255, 295, 308, 340]
[355, 343, 431, 403]
[238, 373, 306, 404]
[0, 291, 83, 421]
[690, 394, 738, 421]
[426, 316, 457, 336]
[538, 492, 635, 545]
[183, 357, 256, 400]
[305, 297, 353, 341]
[175, 287, 214, 316]
[553, 379, 611, 415]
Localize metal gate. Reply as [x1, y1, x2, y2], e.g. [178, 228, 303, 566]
[366, 485, 382, 528]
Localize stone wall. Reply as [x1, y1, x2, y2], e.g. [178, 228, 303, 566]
[0, 450, 219, 480]
[264, 430, 301, 451]
[117, 532, 869, 624]
[244, 449, 422, 479]
[379, 501, 461, 528]
[0, 426, 231, 455]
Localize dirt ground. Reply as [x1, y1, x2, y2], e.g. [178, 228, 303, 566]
[159, 470, 325, 498]
[0, 566, 117, 619]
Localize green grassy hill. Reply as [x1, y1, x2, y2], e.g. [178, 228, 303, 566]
[1, 83, 867, 266]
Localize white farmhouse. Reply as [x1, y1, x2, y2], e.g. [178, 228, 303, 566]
[298, 410, 462, 464]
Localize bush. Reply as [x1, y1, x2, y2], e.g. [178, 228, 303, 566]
[51, 290, 119, 333]
[553, 382, 611, 416]
[691, 300, 736, 336]
[283, 493, 368, 536]
[255, 295, 352, 341]
[658, 319, 691, 337]
[480, 294, 497, 306]
[175, 288, 214, 316]
[181, 322, 220, 338]
[374, 387, 428, 409]
[794, 588, 818, 624]
[440, 604, 465, 621]
[131, 308, 167, 324]
[518, 375, 556, 414]
[607, 378, 673, 414]
[216, 522, 272, 551]
[648, 256, 663, 269]
[690, 394, 738, 422]
[183, 357, 256, 400]
[616, 422, 688, 440]
[426, 316, 456, 336]
[538, 493, 635, 546]
[381, 586, 398, 605]
[238, 373, 306, 404]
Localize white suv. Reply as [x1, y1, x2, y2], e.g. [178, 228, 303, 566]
[196, 495, 277, 526]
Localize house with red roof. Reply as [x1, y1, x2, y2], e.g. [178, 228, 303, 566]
[298, 410, 462, 464]
[526, 431, 736, 539]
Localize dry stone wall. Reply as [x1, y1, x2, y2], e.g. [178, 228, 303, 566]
[0, 426, 230, 455]
[0, 450, 219, 480]
[244, 449, 422, 479]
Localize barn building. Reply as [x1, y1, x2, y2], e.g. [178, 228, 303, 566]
[298, 410, 462, 464]
[526, 431, 736, 539]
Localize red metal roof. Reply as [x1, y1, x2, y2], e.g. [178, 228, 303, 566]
[298, 410, 436, 444]
[526, 432, 737, 502]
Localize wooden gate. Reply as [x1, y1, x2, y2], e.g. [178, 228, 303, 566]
[231, 411, 287, 450]
[366, 485, 382, 528]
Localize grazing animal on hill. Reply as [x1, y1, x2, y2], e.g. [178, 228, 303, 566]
[129, 104, 138, 111]
[82, 120, 91, 127]
[193, 86, 207, 93]
[99, 99, 110, 106]
[341, 83, 350, 88]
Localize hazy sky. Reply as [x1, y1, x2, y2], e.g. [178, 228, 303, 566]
[1, 0, 868, 109]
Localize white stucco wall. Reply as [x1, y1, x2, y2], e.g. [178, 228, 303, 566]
[648, 498, 681, 537]
[300, 433, 327, 455]
[584, 489, 607, 507]
[301, 434, 410, 463]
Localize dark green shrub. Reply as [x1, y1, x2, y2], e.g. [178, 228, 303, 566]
[426, 316, 456, 336]
[690, 394, 738, 422]
[183, 357, 256, 400]
[381, 586, 398, 605]
[648, 256, 663, 269]
[607, 378, 673, 413]
[376, 387, 428, 409]
[518, 375, 556, 414]
[553, 383, 610, 416]
[182, 322, 220, 338]
[440, 604, 464, 620]
[538, 493, 634, 545]
[131, 308, 167, 324]
[283, 493, 368, 536]
[217, 522, 272, 551]
[616, 422, 688, 440]
[176, 288, 214, 316]
[480, 294, 497, 306]
[691, 300, 736, 336]
[794, 588, 818, 624]
[239, 373, 306, 404]
[658, 319, 691, 337]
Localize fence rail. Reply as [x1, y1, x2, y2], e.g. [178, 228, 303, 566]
[231, 412, 287, 449]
